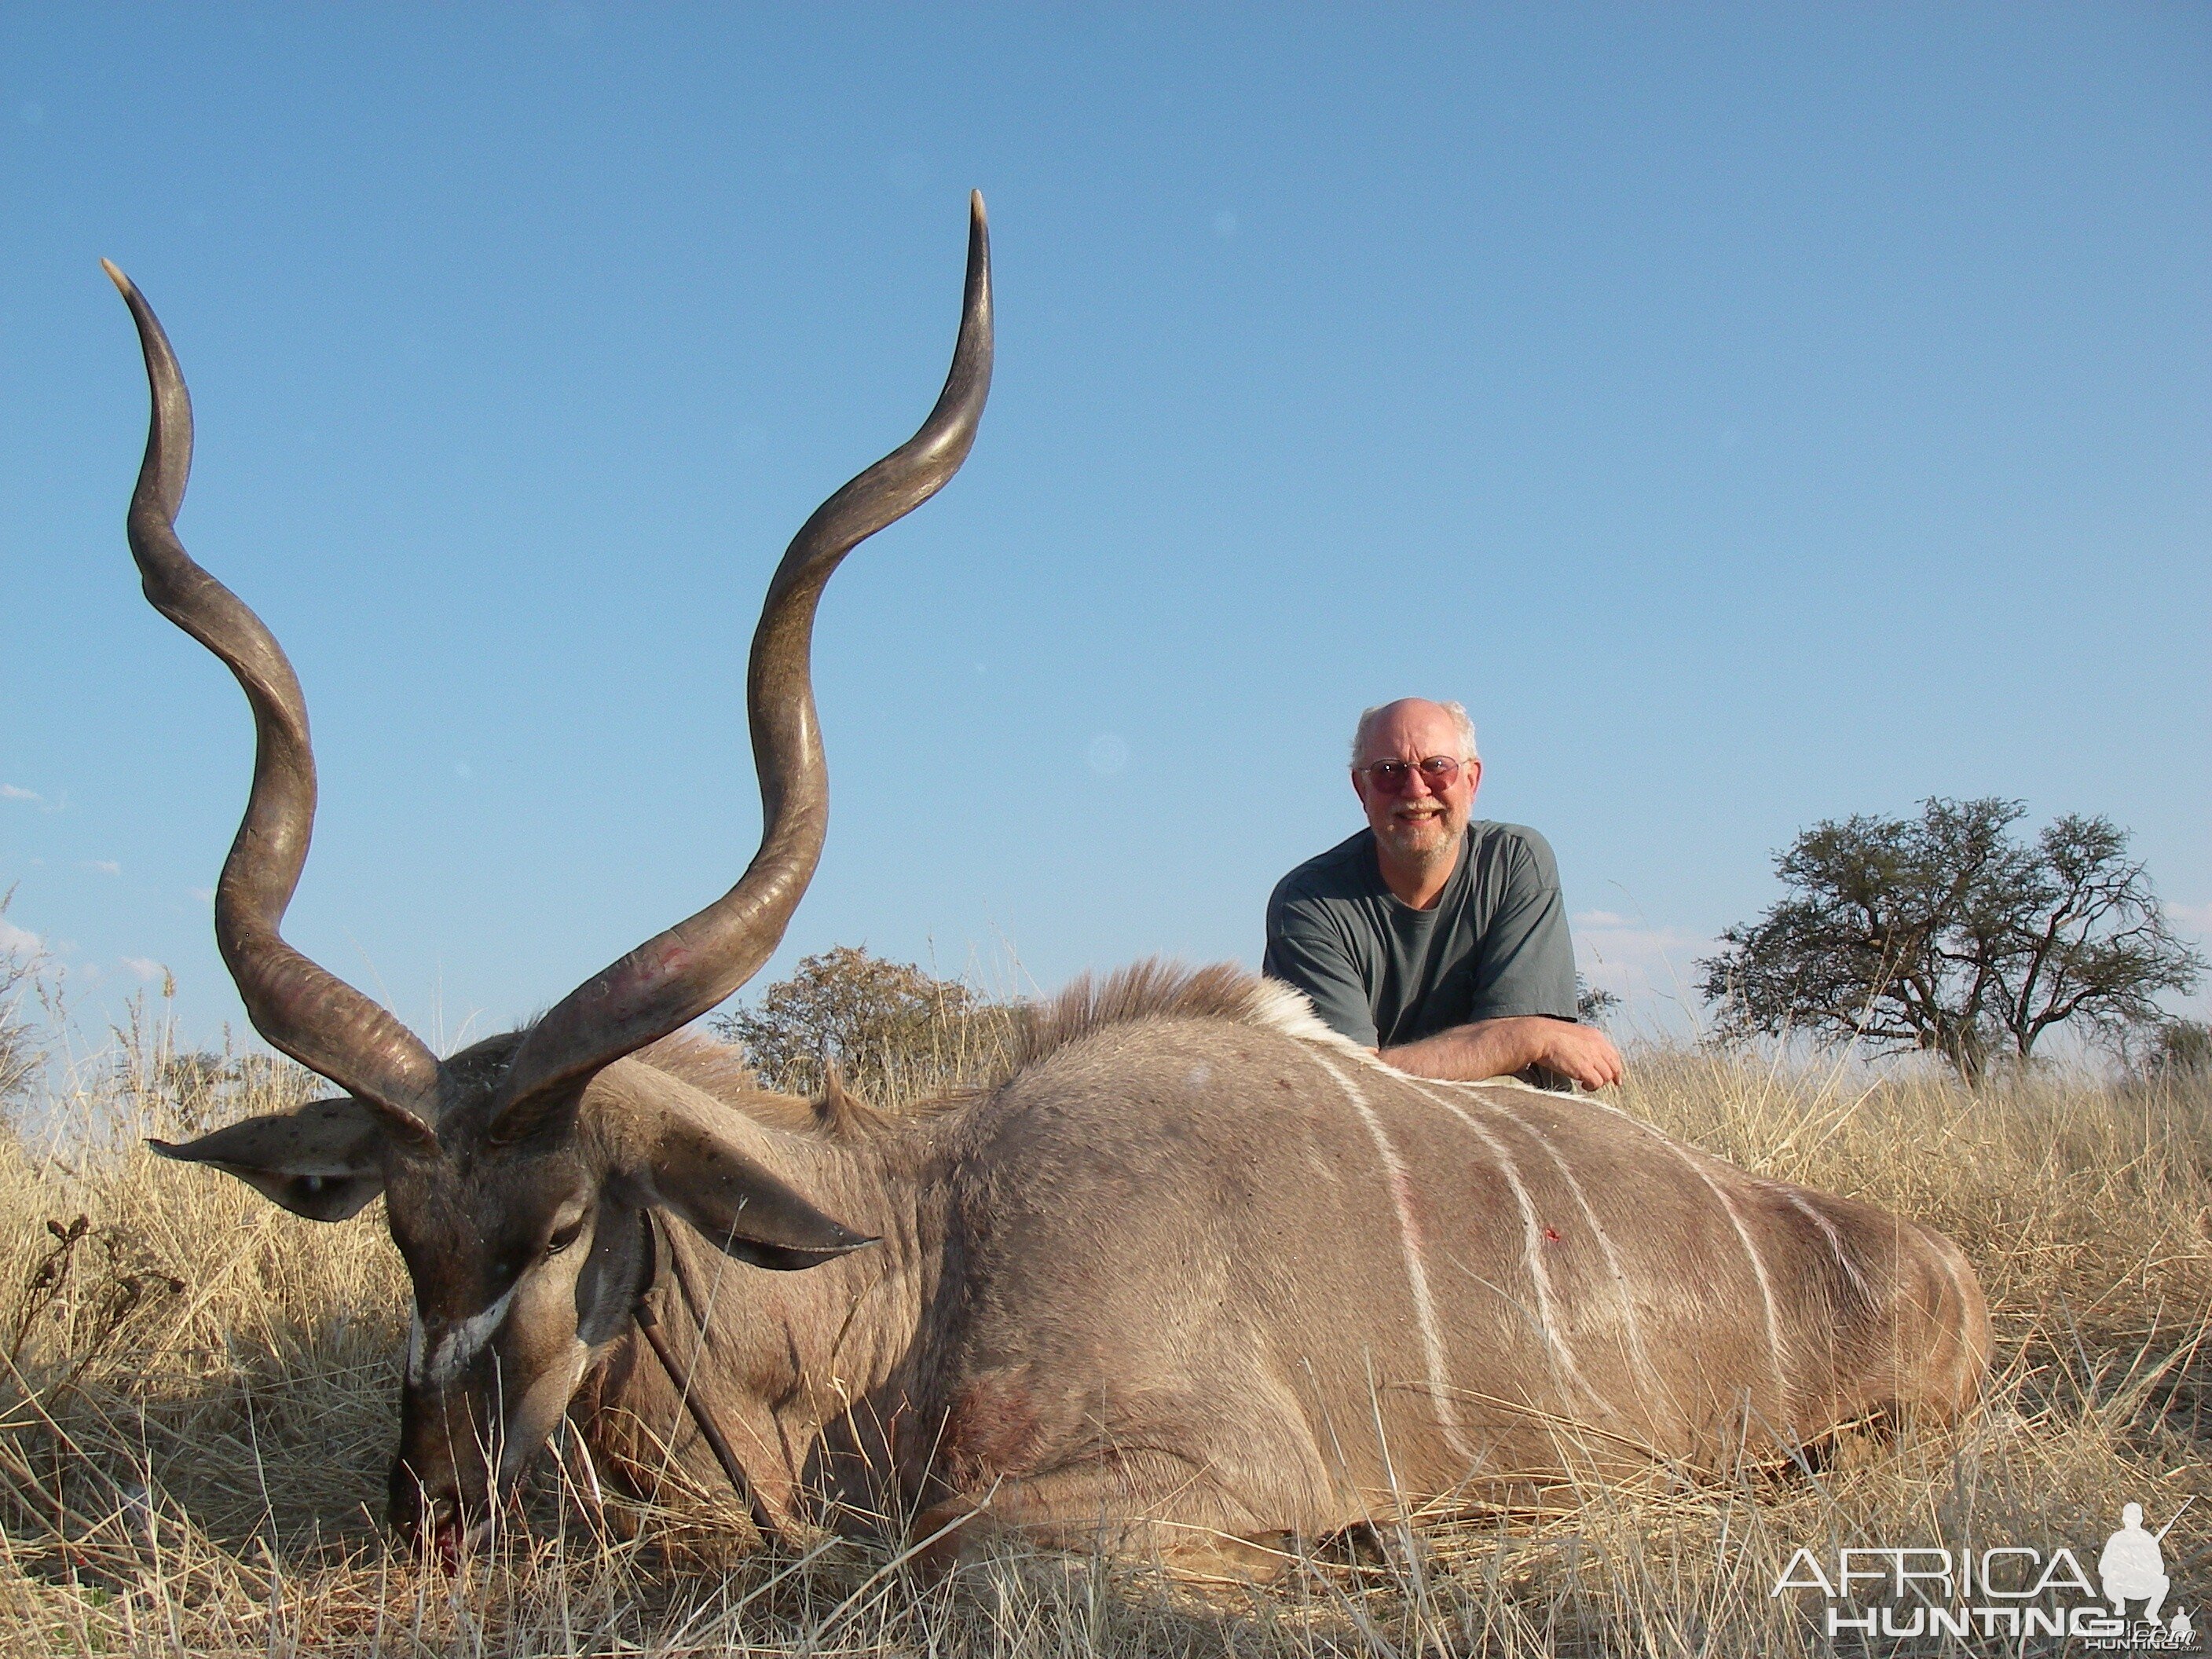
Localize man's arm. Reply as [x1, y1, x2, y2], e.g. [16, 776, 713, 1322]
[1381, 1016, 1623, 1089]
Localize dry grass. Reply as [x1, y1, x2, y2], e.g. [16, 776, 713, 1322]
[1, 1019, 2205, 1657]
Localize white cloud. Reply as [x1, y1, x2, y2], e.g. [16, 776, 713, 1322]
[0, 918, 42, 956]
[187, 886, 214, 906]
[121, 957, 168, 983]
[2, 784, 41, 803]
[79, 860, 120, 877]
[1572, 915, 1719, 1037]
[2166, 900, 2212, 939]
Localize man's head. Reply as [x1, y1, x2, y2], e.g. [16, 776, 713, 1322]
[1350, 698, 1481, 879]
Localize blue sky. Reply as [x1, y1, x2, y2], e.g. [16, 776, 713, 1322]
[4, 5, 2207, 1053]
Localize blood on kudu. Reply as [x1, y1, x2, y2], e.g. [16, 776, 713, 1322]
[116, 200, 1993, 1573]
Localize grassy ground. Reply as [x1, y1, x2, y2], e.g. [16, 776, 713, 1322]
[0, 1020, 2204, 1657]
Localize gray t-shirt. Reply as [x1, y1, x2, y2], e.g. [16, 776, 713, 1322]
[1263, 821, 1580, 1049]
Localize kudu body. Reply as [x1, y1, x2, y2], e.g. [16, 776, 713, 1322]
[114, 200, 1990, 1572]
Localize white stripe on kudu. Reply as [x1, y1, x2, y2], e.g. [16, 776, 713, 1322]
[1447, 1080, 1796, 1415]
[1310, 1053, 1478, 1469]
[1395, 1078, 1599, 1412]
[1778, 1187, 1874, 1309]
[1662, 1146, 1793, 1411]
[1468, 1094, 1660, 1382]
[1406, 1082, 1673, 1415]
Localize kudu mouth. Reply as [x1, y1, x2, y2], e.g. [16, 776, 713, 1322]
[387, 1394, 531, 1564]
[391, 1478, 518, 1572]
[114, 195, 993, 1549]
[387, 1463, 474, 1566]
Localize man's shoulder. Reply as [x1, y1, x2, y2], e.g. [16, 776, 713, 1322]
[1267, 830, 1383, 915]
[1467, 820, 1560, 878]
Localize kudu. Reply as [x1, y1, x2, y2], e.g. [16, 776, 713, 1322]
[116, 199, 1990, 1573]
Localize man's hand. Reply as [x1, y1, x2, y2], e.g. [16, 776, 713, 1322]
[1523, 1020, 1625, 1090]
[1381, 1015, 1624, 1090]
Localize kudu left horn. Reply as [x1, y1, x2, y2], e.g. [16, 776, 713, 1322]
[109, 193, 990, 1142]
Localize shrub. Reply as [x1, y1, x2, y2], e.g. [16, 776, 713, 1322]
[2146, 1018, 2212, 1079]
[0, 891, 42, 1114]
[711, 945, 1013, 1102]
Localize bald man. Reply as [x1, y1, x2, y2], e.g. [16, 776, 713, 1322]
[1264, 698, 1624, 1090]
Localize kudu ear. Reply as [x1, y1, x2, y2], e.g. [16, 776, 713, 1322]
[639, 1119, 877, 1273]
[149, 1098, 386, 1222]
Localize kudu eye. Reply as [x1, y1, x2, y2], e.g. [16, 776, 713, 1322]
[544, 1218, 586, 1258]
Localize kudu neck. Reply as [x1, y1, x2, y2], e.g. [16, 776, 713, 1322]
[660, 1104, 934, 1403]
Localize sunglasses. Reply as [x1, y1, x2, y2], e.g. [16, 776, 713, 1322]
[1354, 755, 1467, 794]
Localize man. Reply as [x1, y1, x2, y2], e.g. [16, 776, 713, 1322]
[1264, 698, 1624, 1089]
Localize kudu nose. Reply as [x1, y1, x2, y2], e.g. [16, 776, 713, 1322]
[388, 1461, 467, 1559]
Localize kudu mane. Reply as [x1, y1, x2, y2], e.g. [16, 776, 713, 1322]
[1008, 958, 1334, 1069]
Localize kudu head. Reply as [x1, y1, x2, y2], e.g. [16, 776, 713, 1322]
[109, 197, 992, 1556]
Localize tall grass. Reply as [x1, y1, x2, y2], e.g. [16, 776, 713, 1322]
[0, 1008, 2203, 1657]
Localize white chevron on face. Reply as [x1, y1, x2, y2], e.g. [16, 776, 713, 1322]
[408, 1280, 524, 1390]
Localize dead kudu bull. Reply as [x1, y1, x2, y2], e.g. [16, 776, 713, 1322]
[114, 200, 1989, 1574]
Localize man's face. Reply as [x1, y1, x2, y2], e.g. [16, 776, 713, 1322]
[1351, 701, 1481, 870]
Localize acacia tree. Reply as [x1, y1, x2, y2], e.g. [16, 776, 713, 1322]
[1576, 976, 1621, 1027]
[1698, 799, 2203, 1084]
